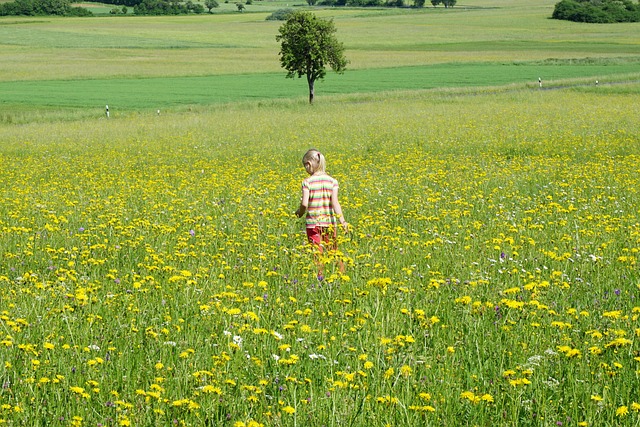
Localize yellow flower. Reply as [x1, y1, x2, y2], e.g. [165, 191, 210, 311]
[202, 385, 222, 395]
[481, 394, 494, 403]
[282, 406, 295, 415]
[384, 368, 394, 379]
[616, 406, 629, 417]
[419, 393, 431, 401]
[400, 365, 412, 377]
[603, 310, 622, 319]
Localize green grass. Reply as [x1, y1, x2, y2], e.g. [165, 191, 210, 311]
[1, 61, 639, 113]
[1, 0, 639, 112]
[1, 85, 640, 426]
[2, 1, 640, 425]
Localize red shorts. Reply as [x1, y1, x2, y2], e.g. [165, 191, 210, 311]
[306, 226, 337, 250]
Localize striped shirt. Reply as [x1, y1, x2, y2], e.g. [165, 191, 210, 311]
[303, 174, 339, 228]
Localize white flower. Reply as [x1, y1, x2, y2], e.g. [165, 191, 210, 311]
[233, 335, 243, 347]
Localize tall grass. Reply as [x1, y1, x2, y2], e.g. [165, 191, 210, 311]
[2, 0, 640, 425]
[1, 86, 640, 426]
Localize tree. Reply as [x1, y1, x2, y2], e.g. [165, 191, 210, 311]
[552, 0, 639, 23]
[431, 0, 456, 6]
[204, 0, 218, 12]
[276, 11, 348, 104]
[0, 0, 92, 15]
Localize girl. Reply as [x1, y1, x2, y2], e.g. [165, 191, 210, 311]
[295, 149, 347, 277]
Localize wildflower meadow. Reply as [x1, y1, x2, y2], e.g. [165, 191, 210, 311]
[1, 83, 640, 426]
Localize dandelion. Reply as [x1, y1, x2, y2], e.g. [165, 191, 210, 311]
[400, 365, 412, 377]
[384, 368, 394, 379]
[605, 338, 632, 348]
[616, 406, 629, 417]
[481, 394, 494, 403]
[603, 310, 622, 319]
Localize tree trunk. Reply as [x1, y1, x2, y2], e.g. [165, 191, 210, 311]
[308, 77, 315, 104]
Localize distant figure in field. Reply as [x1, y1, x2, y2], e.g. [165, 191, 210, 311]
[106, 105, 110, 118]
[295, 148, 348, 279]
[538, 77, 542, 88]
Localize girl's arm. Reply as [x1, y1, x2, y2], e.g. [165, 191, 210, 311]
[331, 186, 348, 231]
[295, 186, 310, 218]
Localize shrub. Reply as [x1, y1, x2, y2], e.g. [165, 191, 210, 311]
[552, 0, 640, 22]
[265, 8, 293, 20]
[0, 0, 93, 16]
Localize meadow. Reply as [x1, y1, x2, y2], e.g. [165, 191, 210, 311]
[2, 0, 640, 426]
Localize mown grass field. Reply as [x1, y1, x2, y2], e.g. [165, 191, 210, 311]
[0, 0, 639, 117]
[1, 0, 640, 426]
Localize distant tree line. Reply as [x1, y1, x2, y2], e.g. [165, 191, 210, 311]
[96, 0, 208, 14]
[0, 0, 458, 17]
[303, 0, 454, 6]
[0, 0, 213, 15]
[430, 0, 456, 7]
[100, 0, 139, 7]
[133, 0, 205, 14]
[0, 0, 92, 16]
[552, 0, 640, 22]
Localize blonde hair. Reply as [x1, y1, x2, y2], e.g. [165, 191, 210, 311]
[302, 148, 326, 174]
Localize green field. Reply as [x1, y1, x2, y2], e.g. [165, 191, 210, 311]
[0, 0, 639, 117]
[1, 60, 639, 113]
[2, 1, 640, 426]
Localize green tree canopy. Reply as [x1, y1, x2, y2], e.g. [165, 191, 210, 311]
[552, 0, 640, 22]
[204, 0, 218, 12]
[276, 11, 348, 104]
[0, 0, 92, 16]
